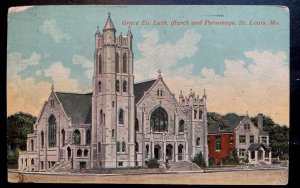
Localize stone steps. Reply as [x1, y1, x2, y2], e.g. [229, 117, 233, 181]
[167, 160, 202, 171]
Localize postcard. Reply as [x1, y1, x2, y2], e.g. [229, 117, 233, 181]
[7, 5, 289, 185]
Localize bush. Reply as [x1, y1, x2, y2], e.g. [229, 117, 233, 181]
[193, 152, 206, 168]
[223, 149, 239, 165]
[147, 158, 159, 168]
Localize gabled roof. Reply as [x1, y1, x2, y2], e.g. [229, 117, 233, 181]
[134, 79, 157, 104]
[55, 92, 92, 124]
[248, 143, 271, 150]
[208, 114, 245, 134]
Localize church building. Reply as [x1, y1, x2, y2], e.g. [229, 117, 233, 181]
[18, 13, 209, 172]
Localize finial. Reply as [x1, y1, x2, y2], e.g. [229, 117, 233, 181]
[203, 89, 207, 99]
[51, 84, 54, 92]
[157, 69, 162, 78]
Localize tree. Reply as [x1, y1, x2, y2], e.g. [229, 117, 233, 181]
[193, 152, 206, 168]
[147, 158, 159, 168]
[207, 112, 222, 126]
[7, 112, 36, 151]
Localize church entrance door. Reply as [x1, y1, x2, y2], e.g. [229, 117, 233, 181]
[154, 145, 161, 160]
[178, 144, 183, 161]
[67, 147, 71, 161]
[166, 144, 173, 160]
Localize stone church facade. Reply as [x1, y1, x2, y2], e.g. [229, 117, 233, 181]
[18, 14, 208, 172]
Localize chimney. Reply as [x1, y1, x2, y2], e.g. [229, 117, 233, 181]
[258, 113, 263, 131]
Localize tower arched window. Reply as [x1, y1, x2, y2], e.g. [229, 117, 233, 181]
[123, 80, 127, 92]
[41, 131, 44, 148]
[98, 81, 101, 92]
[122, 142, 126, 152]
[31, 140, 34, 151]
[48, 115, 56, 148]
[196, 137, 200, 146]
[135, 118, 139, 132]
[77, 149, 82, 157]
[135, 142, 139, 152]
[119, 108, 124, 124]
[98, 142, 101, 153]
[179, 120, 184, 133]
[98, 54, 102, 74]
[100, 110, 103, 124]
[194, 110, 197, 119]
[199, 110, 203, 120]
[86, 129, 91, 145]
[115, 52, 119, 73]
[61, 129, 65, 146]
[117, 141, 120, 152]
[116, 80, 120, 92]
[72, 130, 81, 145]
[123, 53, 127, 73]
[150, 107, 168, 132]
[84, 149, 88, 157]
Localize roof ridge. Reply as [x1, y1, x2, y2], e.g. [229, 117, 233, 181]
[55, 91, 92, 95]
[134, 79, 156, 85]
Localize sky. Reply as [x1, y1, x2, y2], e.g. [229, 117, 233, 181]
[7, 5, 289, 126]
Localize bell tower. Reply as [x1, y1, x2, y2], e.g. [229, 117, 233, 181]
[91, 13, 135, 168]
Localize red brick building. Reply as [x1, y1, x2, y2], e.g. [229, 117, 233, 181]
[208, 114, 243, 165]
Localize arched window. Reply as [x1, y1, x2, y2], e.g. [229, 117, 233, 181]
[194, 110, 197, 119]
[157, 90, 159, 96]
[135, 142, 139, 152]
[179, 120, 184, 133]
[100, 110, 103, 124]
[77, 149, 82, 157]
[135, 118, 139, 132]
[98, 54, 102, 74]
[41, 131, 44, 148]
[61, 129, 65, 146]
[122, 142, 126, 152]
[84, 149, 88, 157]
[145, 144, 149, 158]
[98, 81, 101, 92]
[199, 110, 203, 120]
[48, 115, 56, 147]
[72, 130, 81, 145]
[196, 137, 200, 146]
[160, 90, 163, 96]
[86, 129, 91, 145]
[31, 158, 34, 165]
[31, 140, 34, 151]
[119, 108, 124, 124]
[117, 141, 120, 152]
[115, 53, 119, 73]
[123, 80, 127, 92]
[98, 142, 101, 153]
[116, 80, 120, 92]
[150, 107, 168, 132]
[123, 53, 127, 73]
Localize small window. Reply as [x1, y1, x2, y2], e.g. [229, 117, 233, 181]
[123, 53, 127, 73]
[239, 135, 246, 144]
[261, 137, 267, 144]
[230, 135, 233, 144]
[199, 110, 203, 120]
[84, 149, 88, 157]
[118, 161, 123, 167]
[112, 101, 115, 107]
[250, 135, 254, 143]
[98, 142, 101, 153]
[157, 90, 160, 96]
[244, 123, 250, 131]
[116, 80, 120, 92]
[194, 110, 197, 119]
[123, 80, 127, 92]
[135, 118, 139, 132]
[73, 130, 81, 145]
[112, 129, 115, 138]
[196, 137, 200, 146]
[215, 136, 221, 150]
[77, 149, 82, 157]
[98, 81, 102, 92]
[118, 108, 124, 124]
[179, 120, 184, 133]
[41, 161, 44, 169]
[160, 90, 163, 96]
[135, 142, 139, 152]
[122, 142, 126, 152]
[117, 141, 120, 152]
[239, 149, 246, 157]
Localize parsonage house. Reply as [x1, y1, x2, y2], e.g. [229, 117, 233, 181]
[208, 113, 272, 165]
[18, 13, 209, 172]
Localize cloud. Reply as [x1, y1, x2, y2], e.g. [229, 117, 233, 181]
[44, 62, 81, 92]
[135, 29, 201, 80]
[7, 52, 81, 117]
[163, 50, 289, 126]
[39, 19, 71, 43]
[8, 6, 33, 13]
[7, 52, 41, 80]
[72, 55, 93, 79]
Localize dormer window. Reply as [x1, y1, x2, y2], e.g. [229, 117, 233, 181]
[50, 99, 54, 107]
[219, 122, 225, 131]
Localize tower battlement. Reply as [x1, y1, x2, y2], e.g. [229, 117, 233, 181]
[179, 89, 207, 107]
